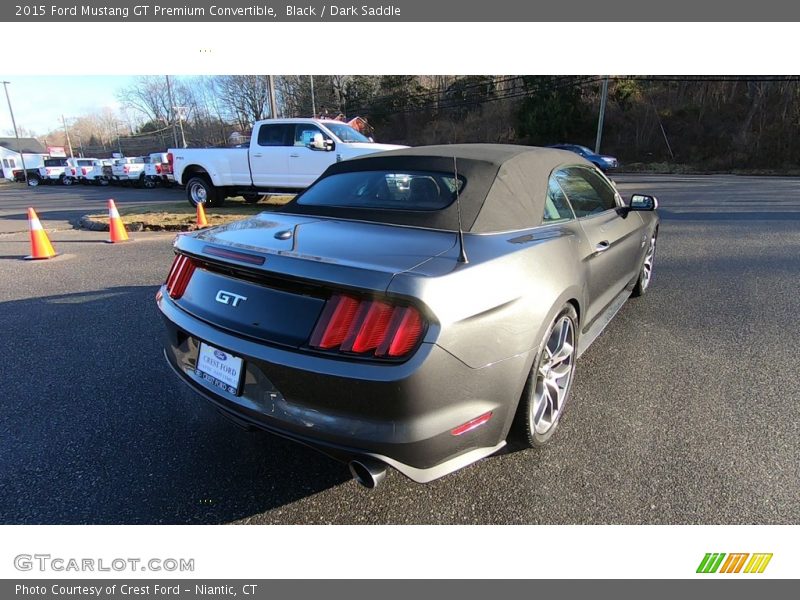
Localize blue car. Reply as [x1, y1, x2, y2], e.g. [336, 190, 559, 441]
[548, 144, 619, 172]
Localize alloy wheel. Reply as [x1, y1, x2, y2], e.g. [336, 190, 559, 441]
[641, 234, 656, 290]
[531, 316, 576, 436]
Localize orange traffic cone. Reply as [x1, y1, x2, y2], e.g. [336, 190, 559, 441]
[25, 208, 58, 260]
[196, 202, 209, 228]
[106, 199, 130, 243]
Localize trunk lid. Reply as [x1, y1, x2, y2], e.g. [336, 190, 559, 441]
[177, 212, 456, 289]
[171, 212, 456, 346]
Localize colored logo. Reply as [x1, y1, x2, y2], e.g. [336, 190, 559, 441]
[696, 553, 773, 574]
[213, 350, 227, 361]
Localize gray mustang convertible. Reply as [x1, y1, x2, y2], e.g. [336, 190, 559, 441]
[158, 144, 659, 488]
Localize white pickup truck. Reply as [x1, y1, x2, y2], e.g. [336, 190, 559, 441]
[66, 158, 110, 186]
[111, 156, 147, 186]
[143, 152, 174, 188]
[38, 157, 70, 184]
[169, 118, 406, 206]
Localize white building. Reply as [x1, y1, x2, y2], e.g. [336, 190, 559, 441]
[0, 137, 46, 180]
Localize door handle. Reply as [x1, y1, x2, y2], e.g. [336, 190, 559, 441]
[252, 153, 263, 158]
[290, 153, 300, 158]
[595, 240, 611, 252]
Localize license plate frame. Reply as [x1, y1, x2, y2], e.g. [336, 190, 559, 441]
[195, 342, 245, 396]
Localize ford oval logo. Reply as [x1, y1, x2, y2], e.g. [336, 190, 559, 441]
[213, 350, 227, 361]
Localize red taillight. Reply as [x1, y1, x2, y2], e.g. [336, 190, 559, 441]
[164, 254, 197, 299]
[451, 412, 493, 436]
[381, 306, 424, 357]
[167, 152, 173, 168]
[71, 168, 76, 175]
[309, 295, 360, 349]
[309, 294, 425, 358]
[156, 164, 162, 174]
[81, 167, 87, 175]
[123, 166, 129, 174]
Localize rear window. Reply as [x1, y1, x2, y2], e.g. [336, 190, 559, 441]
[297, 170, 465, 211]
[77, 160, 93, 166]
[44, 159, 67, 167]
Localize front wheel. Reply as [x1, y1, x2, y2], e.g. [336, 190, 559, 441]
[514, 304, 579, 447]
[632, 230, 657, 297]
[97, 177, 110, 187]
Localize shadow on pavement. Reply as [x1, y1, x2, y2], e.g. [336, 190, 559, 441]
[0, 285, 350, 525]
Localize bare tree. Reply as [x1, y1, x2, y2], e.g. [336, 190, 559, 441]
[214, 75, 272, 132]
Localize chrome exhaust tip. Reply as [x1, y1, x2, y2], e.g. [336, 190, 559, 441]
[348, 458, 387, 489]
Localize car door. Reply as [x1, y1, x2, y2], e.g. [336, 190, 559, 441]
[250, 123, 292, 188]
[288, 124, 336, 188]
[555, 166, 645, 325]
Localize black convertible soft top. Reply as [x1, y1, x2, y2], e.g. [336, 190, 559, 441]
[281, 144, 593, 233]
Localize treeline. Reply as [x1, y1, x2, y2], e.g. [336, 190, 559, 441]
[40, 75, 800, 171]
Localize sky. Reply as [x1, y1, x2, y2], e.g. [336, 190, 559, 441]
[0, 76, 139, 138]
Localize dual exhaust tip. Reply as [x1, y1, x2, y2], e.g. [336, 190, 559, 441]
[348, 458, 387, 489]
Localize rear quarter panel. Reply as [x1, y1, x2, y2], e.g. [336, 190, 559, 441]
[388, 222, 588, 370]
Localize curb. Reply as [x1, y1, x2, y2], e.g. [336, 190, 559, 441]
[79, 214, 196, 232]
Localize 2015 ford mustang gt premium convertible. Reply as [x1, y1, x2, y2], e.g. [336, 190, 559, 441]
[157, 144, 660, 488]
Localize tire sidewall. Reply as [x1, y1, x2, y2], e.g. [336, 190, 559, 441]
[186, 176, 210, 207]
[519, 304, 579, 447]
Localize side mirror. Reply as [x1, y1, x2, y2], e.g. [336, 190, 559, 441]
[629, 194, 658, 211]
[309, 133, 334, 151]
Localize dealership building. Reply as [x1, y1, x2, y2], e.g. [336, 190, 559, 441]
[0, 137, 47, 180]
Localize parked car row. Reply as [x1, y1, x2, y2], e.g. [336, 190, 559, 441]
[19, 152, 175, 188]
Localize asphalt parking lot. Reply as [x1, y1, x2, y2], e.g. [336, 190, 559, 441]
[0, 181, 186, 234]
[0, 174, 798, 524]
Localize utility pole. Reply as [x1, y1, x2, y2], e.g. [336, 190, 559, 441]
[165, 75, 179, 147]
[2, 81, 28, 186]
[61, 115, 74, 159]
[595, 76, 609, 155]
[268, 75, 278, 119]
[174, 106, 188, 148]
[310, 75, 316, 117]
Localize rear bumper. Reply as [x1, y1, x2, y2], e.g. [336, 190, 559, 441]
[158, 291, 530, 483]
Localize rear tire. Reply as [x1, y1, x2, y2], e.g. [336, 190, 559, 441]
[97, 177, 110, 187]
[513, 304, 579, 447]
[62, 176, 74, 186]
[186, 176, 223, 207]
[27, 176, 40, 187]
[143, 176, 157, 189]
